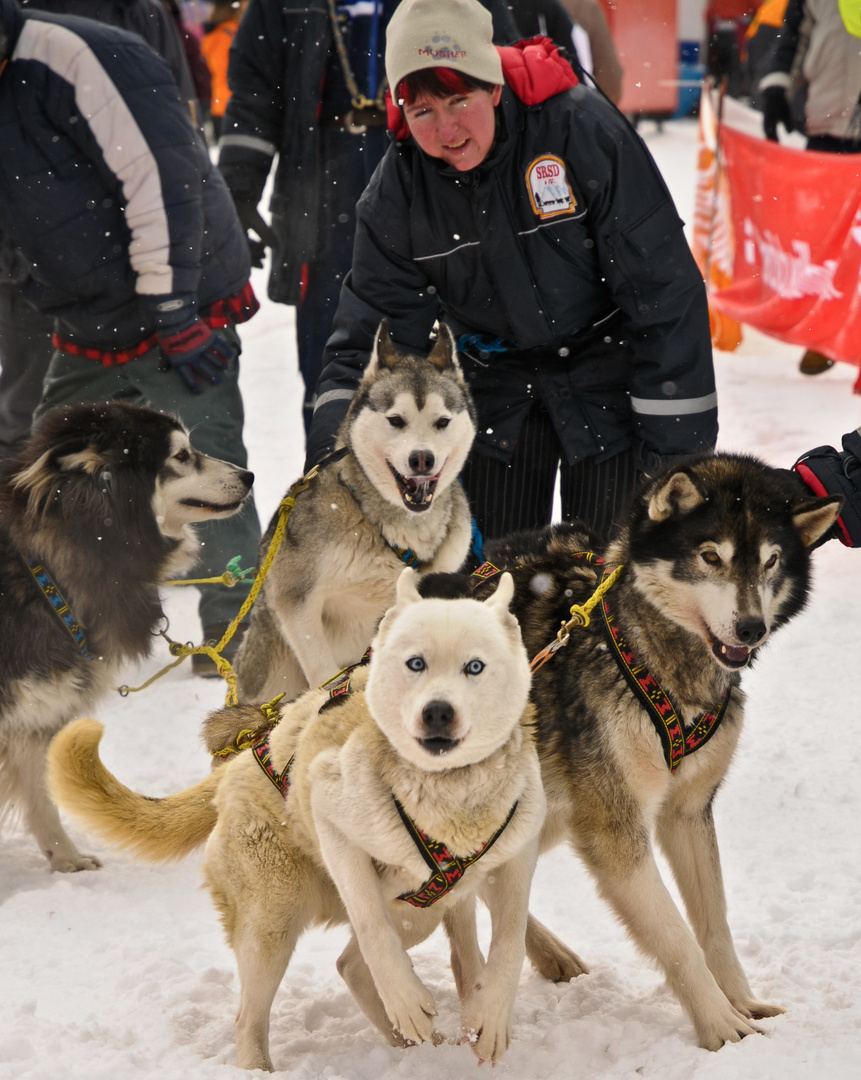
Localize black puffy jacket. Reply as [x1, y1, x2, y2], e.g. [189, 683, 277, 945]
[0, 0, 249, 350]
[307, 60, 717, 470]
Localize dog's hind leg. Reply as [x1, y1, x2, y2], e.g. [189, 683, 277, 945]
[525, 913, 589, 981]
[443, 896, 486, 1001]
[3, 735, 101, 871]
[205, 829, 322, 1071]
[655, 799, 785, 1023]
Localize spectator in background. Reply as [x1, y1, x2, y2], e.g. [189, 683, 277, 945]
[0, 0, 204, 460]
[705, 1, 756, 99]
[218, 0, 519, 439]
[163, 0, 212, 126]
[506, 0, 623, 104]
[307, 0, 717, 544]
[0, 0, 261, 671]
[201, 0, 247, 140]
[759, 0, 861, 376]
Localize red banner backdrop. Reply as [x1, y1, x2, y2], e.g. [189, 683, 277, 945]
[707, 119, 861, 378]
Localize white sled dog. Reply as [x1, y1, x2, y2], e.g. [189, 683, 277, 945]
[420, 453, 843, 1051]
[0, 402, 253, 870]
[48, 570, 545, 1070]
[234, 320, 476, 702]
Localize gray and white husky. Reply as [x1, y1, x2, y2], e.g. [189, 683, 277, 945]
[421, 453, 842, 1051]
[235, 321, 476, 702]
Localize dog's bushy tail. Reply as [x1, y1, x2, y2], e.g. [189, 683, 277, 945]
[47, 719, 220, 862]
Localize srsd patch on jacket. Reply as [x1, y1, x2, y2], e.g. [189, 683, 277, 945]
[526, 155, 577, 219]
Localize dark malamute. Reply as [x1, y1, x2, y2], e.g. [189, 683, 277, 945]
[0, 402, 253, 869]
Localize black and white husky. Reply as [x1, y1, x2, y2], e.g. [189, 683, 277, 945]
[234, 320, 477, 703]
[0, 402, 253, 870]
[422, 453, 842, 1050]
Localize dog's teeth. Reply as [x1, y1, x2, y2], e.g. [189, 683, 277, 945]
[721, 645, 727, 654]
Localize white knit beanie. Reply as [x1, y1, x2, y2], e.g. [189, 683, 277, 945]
[386, 0, 504, 97]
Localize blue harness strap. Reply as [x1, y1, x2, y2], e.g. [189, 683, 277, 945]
[21, 555, 95, 661]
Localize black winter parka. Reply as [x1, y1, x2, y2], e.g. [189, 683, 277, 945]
[307, 82, 718, 470]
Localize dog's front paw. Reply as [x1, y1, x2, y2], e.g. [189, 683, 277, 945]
[382, 973, 437, 1046]
[461, 985, 512, 1065]
[695, 1000, 763, 1051]
[733, 997, 785, 1021]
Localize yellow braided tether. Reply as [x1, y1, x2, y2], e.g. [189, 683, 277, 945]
[557, 564, 624, 638]
[119, 464, 323, 705]
[529, 564, 624, 672]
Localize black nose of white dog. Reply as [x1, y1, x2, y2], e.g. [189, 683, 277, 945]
[735, 616, 767, 645]
[409, 450, 435, 474]
[422, 699, 453, 736]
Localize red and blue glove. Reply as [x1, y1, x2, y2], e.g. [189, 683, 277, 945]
[149, 294, 235, 394]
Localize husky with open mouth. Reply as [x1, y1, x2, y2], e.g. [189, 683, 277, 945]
[234, 320, 476, 703]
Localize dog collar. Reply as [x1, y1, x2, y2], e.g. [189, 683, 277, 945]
[21, 555, 95, 661]
[393, 797, 517, 908]
[599, 566, 731, 772]
[336, 470, 425, 570]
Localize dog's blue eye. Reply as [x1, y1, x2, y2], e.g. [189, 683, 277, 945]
[406, 656, 425, 672]
[387, 416, 406, 429]
[464, 659, 485, 676]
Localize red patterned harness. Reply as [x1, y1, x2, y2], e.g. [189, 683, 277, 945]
[471, 554, 731, 773]
[394, 798, 518, 908]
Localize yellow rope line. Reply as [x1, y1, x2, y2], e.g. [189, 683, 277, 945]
[529, 564, 625, 672]
[119, 465, 323, 705]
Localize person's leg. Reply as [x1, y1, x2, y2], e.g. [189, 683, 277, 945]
[460, 404, 561, 546]
[0, 283, 57, 453]
[296, 127, 389, 437]
[559, 447, 641, 541]
[124, 328, 262, 629]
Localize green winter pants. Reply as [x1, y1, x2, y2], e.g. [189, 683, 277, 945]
[33, 327, 262, 629]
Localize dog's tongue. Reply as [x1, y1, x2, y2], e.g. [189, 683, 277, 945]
[404, 474, 440, 505]
[721, 644, 750, 663]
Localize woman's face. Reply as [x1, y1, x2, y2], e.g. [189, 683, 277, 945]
[403, 84, 503, 171]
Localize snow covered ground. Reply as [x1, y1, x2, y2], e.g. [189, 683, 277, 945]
[2, 117, 860, 1080]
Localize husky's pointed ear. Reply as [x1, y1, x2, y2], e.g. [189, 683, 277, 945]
[426, 323, 460, 372]
[395, 566, 422, 604]
[374, 568, 421, 647]
[484, 572, 520, 634]
[792, 495, 844, 547]
[484, 571, 514, 610]
[370, 318, 401, 372]
[648, 469, 705, 522]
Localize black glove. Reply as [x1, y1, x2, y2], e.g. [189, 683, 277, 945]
[148, 293, 235, 394]
[793, 429, 861, 547]
[762, 85, 793, 142]
[232, 196, 277, 269]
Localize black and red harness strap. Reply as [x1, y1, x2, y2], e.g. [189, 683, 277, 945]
[393, 798, 518, 908]
[598, 565, 730, 772]
[472, 552, 730, 773]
